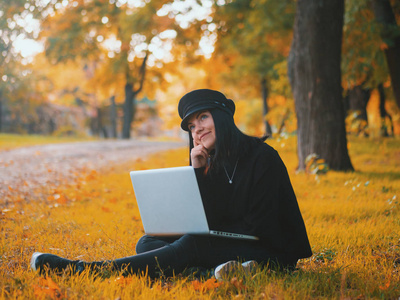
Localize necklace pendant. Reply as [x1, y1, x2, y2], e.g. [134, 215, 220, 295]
[223, 159, 239, 185]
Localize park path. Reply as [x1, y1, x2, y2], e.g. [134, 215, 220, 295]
[0, 139, 186, 205]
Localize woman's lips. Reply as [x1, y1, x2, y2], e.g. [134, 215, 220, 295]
[200, 132, 210, 140]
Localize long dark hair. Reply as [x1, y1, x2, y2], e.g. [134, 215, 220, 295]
[189, 109, 267, 174]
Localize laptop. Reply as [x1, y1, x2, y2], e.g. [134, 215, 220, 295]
[130, 166, 258, 240]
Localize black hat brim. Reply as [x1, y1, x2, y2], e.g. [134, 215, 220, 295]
[180, 102, 230, 131]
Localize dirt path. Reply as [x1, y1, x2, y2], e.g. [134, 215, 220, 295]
[0, 139, 186, 205]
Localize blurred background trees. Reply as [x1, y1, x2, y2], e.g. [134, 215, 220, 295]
[1, 0, 399, 169]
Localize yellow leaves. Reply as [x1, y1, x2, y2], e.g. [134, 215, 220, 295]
[114, 276, 133, 287]
[109, 197, 118, 204]
[191, 278, 222, 292]
[47, 193, 69, 205]
[229, 277, 246, 292]
[379, 275, 391, 290]
[101, 206, 111, 213]
[85, 170, 98, 181]
[2, 143, 400, 298]
[191, 277, 247, 294]
[33, 277, 63, 299]
[305, 153, 329, 178]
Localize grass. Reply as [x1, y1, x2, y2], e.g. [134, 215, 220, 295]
[0, 133, 98, 151]
[1, 135, 399, 299]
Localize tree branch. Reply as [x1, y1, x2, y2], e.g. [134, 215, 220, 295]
[134, 51, 149, 95]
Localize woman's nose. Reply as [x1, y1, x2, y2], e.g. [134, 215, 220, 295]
[194, 123, 203, 134]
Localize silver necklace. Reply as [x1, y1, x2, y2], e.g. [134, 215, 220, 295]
[223, 160, 239, 184]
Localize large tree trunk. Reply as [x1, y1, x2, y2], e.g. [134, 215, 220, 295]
[122, 83, 135, 139]
[347, 85, 371, 137]
[261, 78, 272, 137]
[372, 0, 400, 109]
[290, 0, 353, 171]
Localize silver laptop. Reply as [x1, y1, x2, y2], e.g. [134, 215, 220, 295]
[130, 166, 258, 240]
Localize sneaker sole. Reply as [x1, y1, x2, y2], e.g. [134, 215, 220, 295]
[214, 260, 241, 280]
[30, 252, 43, 271]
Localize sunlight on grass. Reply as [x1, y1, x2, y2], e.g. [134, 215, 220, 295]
[1, 136, 399, 298]
[0, 133, 97, 151]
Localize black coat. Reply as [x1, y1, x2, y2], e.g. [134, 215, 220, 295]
[194, 142, 312, 262]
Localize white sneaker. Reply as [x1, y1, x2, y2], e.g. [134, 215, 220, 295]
[242, 260, 258, 274]
[30, 252, 43, 271]
[214, 260, 258, 280]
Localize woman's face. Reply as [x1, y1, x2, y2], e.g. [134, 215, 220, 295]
[187, 110, 216, 152]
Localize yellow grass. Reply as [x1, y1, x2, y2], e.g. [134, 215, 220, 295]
[1, 136, 399, 299]
[0, 134, 96, 151]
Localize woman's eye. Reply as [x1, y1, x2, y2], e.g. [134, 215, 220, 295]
[200, 114, 208, 120]
[189, 125, 195, 131]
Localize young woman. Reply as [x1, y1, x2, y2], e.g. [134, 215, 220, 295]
[31, 89, 312, 279]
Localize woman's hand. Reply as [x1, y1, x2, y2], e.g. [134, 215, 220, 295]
[191, 140, 209, 168]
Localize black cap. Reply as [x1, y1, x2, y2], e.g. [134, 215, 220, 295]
[178, 89, 235, 131]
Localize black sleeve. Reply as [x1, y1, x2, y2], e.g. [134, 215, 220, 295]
[242, 150, 285, 246]
[241, 149, 312, 258]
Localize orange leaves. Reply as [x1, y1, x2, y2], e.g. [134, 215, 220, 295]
[33, 277, 63, 299]
[114, 276, 133, 287]
[85, 170, 98, 181]
[379, 275, 392, 291]
[47, 193, 69, 205]
[229, 277, 246, 292]
[101, 206, 111, 213]
[191, 277, 247, 294]
[380, 43, 389, 51]
[191, 278, 222, 292]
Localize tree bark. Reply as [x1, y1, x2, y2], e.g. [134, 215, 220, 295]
[372, 0, 400, 109]
[261, 78, 272, 137]
[110, 95, 118, 138]
[347, 85, 371, 136]
[96, 106, 103, 137]
[121, 53, 148, 139]
[378, 83, 394, 137]
[0, 94, 2, 133]
[122, 83, 135, 139]
[290, 0, 353, 171]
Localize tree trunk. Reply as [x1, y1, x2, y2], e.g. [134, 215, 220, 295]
[372, 0, 400, 109]
[347, 85, 371, 137]
[110, 95, 118, 138]
[261, 78, 272, 137]
[122, 83, 134, 139]
[121, 53, 148, 139]
[378, 83, 394, 137]
[0, 96, 2, 133]
[290, 0, 353, 171]
[96, 106, 103, 137]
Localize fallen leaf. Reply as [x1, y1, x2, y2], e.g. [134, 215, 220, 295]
[192, 278, 221, 292]
[230, 277, 246, 291]
[114, 276, 133, 287]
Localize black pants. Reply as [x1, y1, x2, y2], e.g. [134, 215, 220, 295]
[95, 235, 297, 278]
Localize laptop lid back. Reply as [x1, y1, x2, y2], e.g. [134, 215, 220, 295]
[130, 166, 210, 236]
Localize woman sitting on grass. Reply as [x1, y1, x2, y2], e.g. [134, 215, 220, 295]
[31, 89, 312, 279]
